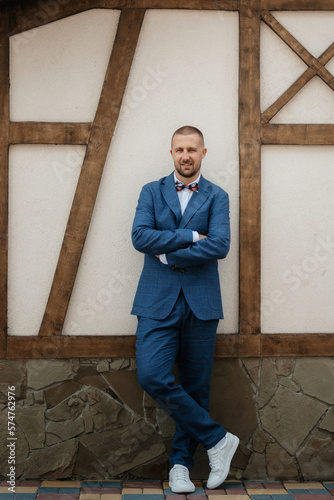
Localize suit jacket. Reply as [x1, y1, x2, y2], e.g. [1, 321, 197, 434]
[131, 172, 230, 320]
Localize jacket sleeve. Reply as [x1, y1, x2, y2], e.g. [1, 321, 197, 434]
[166, 190, 230, 268]
[132, 184, 194, 255]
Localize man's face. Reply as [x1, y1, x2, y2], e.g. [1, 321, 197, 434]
[170, 133, 207, 183]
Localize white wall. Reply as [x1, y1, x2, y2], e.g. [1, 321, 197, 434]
[9, 9, 239, 336]
[261, 12, 334, 333]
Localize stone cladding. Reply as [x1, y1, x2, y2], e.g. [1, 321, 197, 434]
[0, 357, 333, 481]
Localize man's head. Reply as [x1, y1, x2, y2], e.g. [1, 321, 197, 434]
[170, 126, 207, 184]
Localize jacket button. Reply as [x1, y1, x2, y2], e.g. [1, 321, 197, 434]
[180, 268, 185, 273]
[172, 265, 179, 270]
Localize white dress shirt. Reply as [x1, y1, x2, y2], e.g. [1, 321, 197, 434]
[159, 173, 200, 264]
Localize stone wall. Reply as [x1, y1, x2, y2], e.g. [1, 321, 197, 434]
[0, 357, 333, 481]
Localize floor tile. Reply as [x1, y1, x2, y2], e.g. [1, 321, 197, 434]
[38, 489, 59, 494]
[123, 485, 148, 490]
[101, 484, 122, 489]
[81, 484, 101, 489]
[205, 491, 227, 496]
[15, 494, 37, 500]
[165, 496, 187, 500]
[307, 491, 331, 495]
[58, 490, 81, 495]
[80, 490, 103, 495]
[79, 495, 101, 500]
[207, 496, 228, 500]
[224, 496, 254, 500]
[100, 495, 121, 500]
[142, 491, 164, 495]
[20, 484, 41, 488]
[122, 495, 145, 500]
[248, 495, 273, 500]
[41, 485, 81, 489]
[225, 490, 247, 496]
[15, 488, 39, 493]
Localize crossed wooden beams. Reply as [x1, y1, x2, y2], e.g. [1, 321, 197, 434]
[261, 12, 334, 144]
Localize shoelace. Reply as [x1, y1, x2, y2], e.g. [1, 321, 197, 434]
[208, 449, 220, 472]
[173, 465, 189, 481]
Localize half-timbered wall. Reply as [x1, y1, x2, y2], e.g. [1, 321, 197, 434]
[2, 1, 334, 358]
[1, 0, 334, 483]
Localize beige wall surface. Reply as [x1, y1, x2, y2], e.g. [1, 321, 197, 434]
[8, 9, 239, 336]
[261, 11, 334, 333]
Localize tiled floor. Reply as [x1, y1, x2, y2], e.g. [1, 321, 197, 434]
[0, 480, 333, 500]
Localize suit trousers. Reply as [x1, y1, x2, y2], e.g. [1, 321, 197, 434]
[136, 290, 226, 470]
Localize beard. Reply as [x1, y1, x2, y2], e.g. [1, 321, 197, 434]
[174, 161, 201, 179]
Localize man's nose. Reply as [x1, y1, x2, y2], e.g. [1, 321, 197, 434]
[182, 151, 190, 160]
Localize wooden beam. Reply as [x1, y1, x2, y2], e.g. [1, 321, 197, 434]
[239, 1, 261, 334]
[262, 43, 334, 124]
[262, 124, 334, 145]
[9, 0, 239, 36]
[0, 2, 9, 357]
[6, 335, 137, 359]
[5, 334, 334, 359]
[38, 9, 146, 336]
[10, 122, 92, 145]
[260, 334, 334, 357]
[262, 12, 334, 93]
[262, 0, 334, 10]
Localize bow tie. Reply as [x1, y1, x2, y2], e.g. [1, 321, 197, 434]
[175, 180, 199, 192]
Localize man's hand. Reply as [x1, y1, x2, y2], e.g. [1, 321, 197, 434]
[199, 234, 207, 240]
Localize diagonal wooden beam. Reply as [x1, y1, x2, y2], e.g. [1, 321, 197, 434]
[262, 12, 334, 93]
[0, 2, 9, 358]
[9, 0, 239, 36]
[262, 42, 334, 124]
[39, 8, 146, 336]
[239, 1, 261, 334]
[10, 122, 92, 145]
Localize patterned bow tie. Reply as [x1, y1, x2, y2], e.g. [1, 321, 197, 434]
[175, 180, 199, 192]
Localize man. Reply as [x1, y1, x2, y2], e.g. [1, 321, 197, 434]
[131, 126, 239, 492]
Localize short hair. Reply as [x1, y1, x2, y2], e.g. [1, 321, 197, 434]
[171, 125, 205, 148]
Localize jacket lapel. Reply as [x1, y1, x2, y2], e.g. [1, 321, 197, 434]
[161, 172, 182, 225]
[179, 175, 211, 229]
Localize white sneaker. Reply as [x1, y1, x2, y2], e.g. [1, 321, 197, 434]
[169, 464, 196, 493]
[206, 432, 239, 489]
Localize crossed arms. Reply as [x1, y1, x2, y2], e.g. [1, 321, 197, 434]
[132, 184, 230, 268]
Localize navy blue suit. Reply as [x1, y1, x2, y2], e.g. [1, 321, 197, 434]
[132, 171, 230, 470]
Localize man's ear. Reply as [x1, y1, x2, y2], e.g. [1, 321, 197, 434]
[202, 148, 208, 159]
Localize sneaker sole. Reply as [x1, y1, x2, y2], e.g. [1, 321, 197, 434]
[169, 482, 196, 494]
